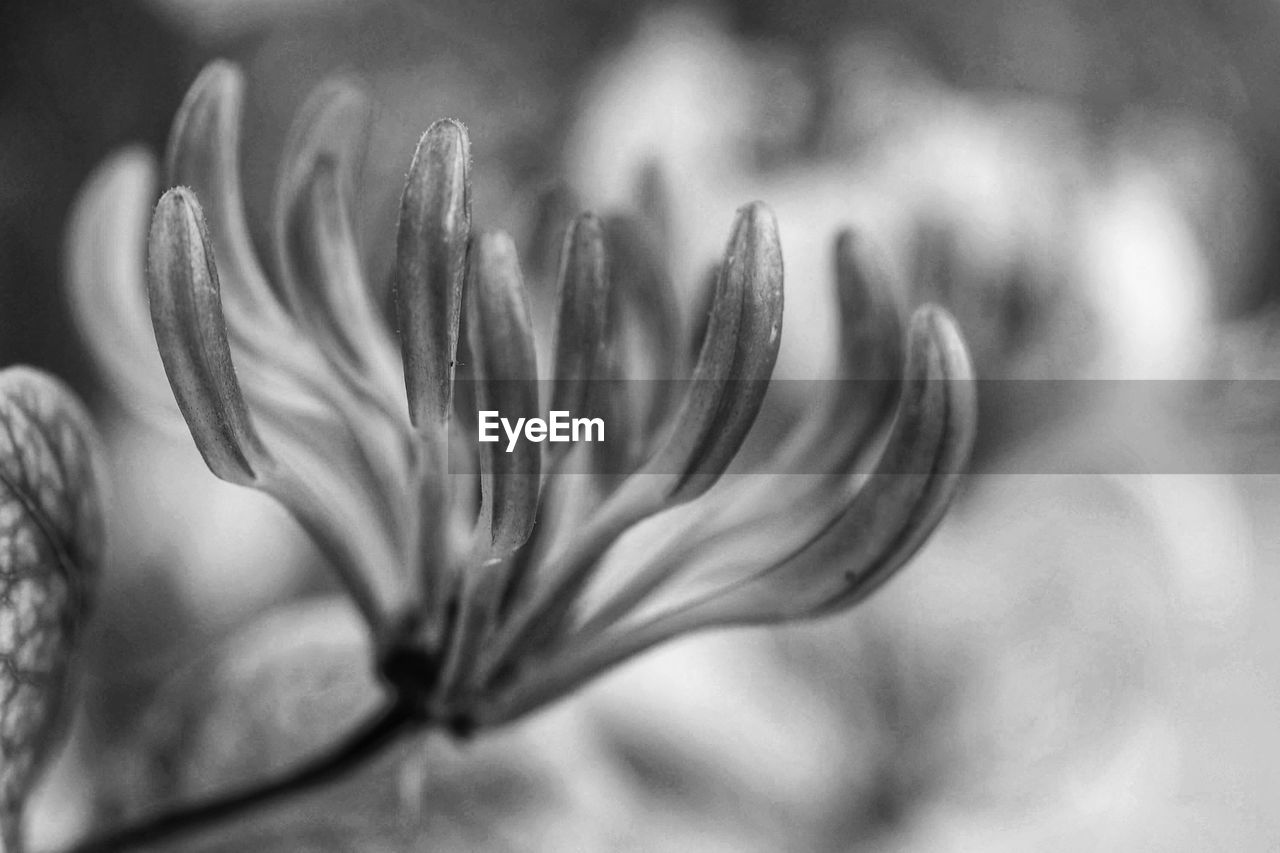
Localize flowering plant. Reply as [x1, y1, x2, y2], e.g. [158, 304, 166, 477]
[54, 59, 975, 850]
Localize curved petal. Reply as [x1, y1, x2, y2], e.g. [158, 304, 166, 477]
[165, 61, 285, 324]
[466, 231, 542, 555]
[576, 226, 905, 636]
[65, 148, 178, 424]
[435, 231, 542, 700]
[479, 307, 974, 724]
[476, 203, 783, 683]
[148, 188, 268, 485]
[635, 201, 781, 500]
[813, 227, 906, 467]
[597, 214, 682, 460]
[671, 201, 783, 495]
[147, 189, 412, 646]
[548, 213, 608, 447]
[642, 306, 976, 624]
[271, 78, 403, 405]
[394, 119, 470, 430]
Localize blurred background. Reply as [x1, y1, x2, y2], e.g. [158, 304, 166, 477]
[6, 0, 1280, 849]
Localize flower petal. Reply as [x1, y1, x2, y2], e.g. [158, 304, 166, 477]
[466, 230, 542, 554]
[601, 214, 682, 430]
[435, 231, 541, 700]
[147, 188, 268, 484]
[480, 307, 975, 723]
[637, 201, 781, 501]
[549, 213, 608, 436]
[477, 204, 783, 681]
[65, 148, 177, 423]
[149, 190, 412, 646]
[576, 227, 902, 635]
[822, 228, 906, 465]
[395, 119, 470, 430]
[785, 306, 976, 611]
[165, 61, 284, 322]
[673, 201, 783, 495]
[149, 66, 423, 648]
[613, 304, 976, 629]
[271, 78, 403, 400]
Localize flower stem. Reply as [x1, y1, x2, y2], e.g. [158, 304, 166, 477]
[53, 700, 420, 853]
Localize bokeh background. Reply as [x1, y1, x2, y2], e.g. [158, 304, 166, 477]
[6, 0, 1280, 849]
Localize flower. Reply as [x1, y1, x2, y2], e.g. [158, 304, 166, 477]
[71, 60, 976, 734]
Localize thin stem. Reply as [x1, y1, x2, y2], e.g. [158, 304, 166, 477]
[53, 700, 421, 853]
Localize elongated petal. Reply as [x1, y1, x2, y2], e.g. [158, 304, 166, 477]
[675, 201, 783, 494]
[395, 120, 470, 428]
[165, 61, 282, 319]
[258, 434, 412, 651]
[525, 213, 611, 594]
[637, 202, 781, 500]
[793, 306, 976, 608]
[148, 189, 407, 637]
[477, 204, 782, 677]
[436, 232, 541, 698]
[602, 215, 681, 379]
[602, 214, 682, 431]
[152, 69, 419, 647]
[482, 214, 609, 650]
[147, 188, 267, 484]
[164, 63, 360, 414]
[824, 228, 905, 459]
[65, 148, 178, 422]
[616, 305, 976, 628]
[578, 228, 900, 632]
[467, 231, 541, 554]
[549, 213, 608, 434]
[264, 83, 421, 609]
[633, 257, 739, 486]
[481, 307, 975, 723]
[272, 79, 400, 392]
[687, 262, 720, 363]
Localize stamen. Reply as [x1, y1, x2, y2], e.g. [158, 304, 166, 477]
[147, 188, 267, 485]
[272, 79, 399, 391]
[466, 230, 541, 554]
[395, 120, 471, 429]
[675, 201, 784, 494]
[164, 61, 282, 320]
[549, 213, 608, 454]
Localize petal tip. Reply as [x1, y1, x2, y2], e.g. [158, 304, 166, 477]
[148, 187, 265, 485]
[910, 304, 974, 382]
[420, 119, 471, 166]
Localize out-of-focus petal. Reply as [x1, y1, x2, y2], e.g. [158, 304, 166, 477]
[272, 79, 403, 405]
[65, 149, 176, 423]
[549, 213, 608, 452]
[164, 61, 285, 324]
